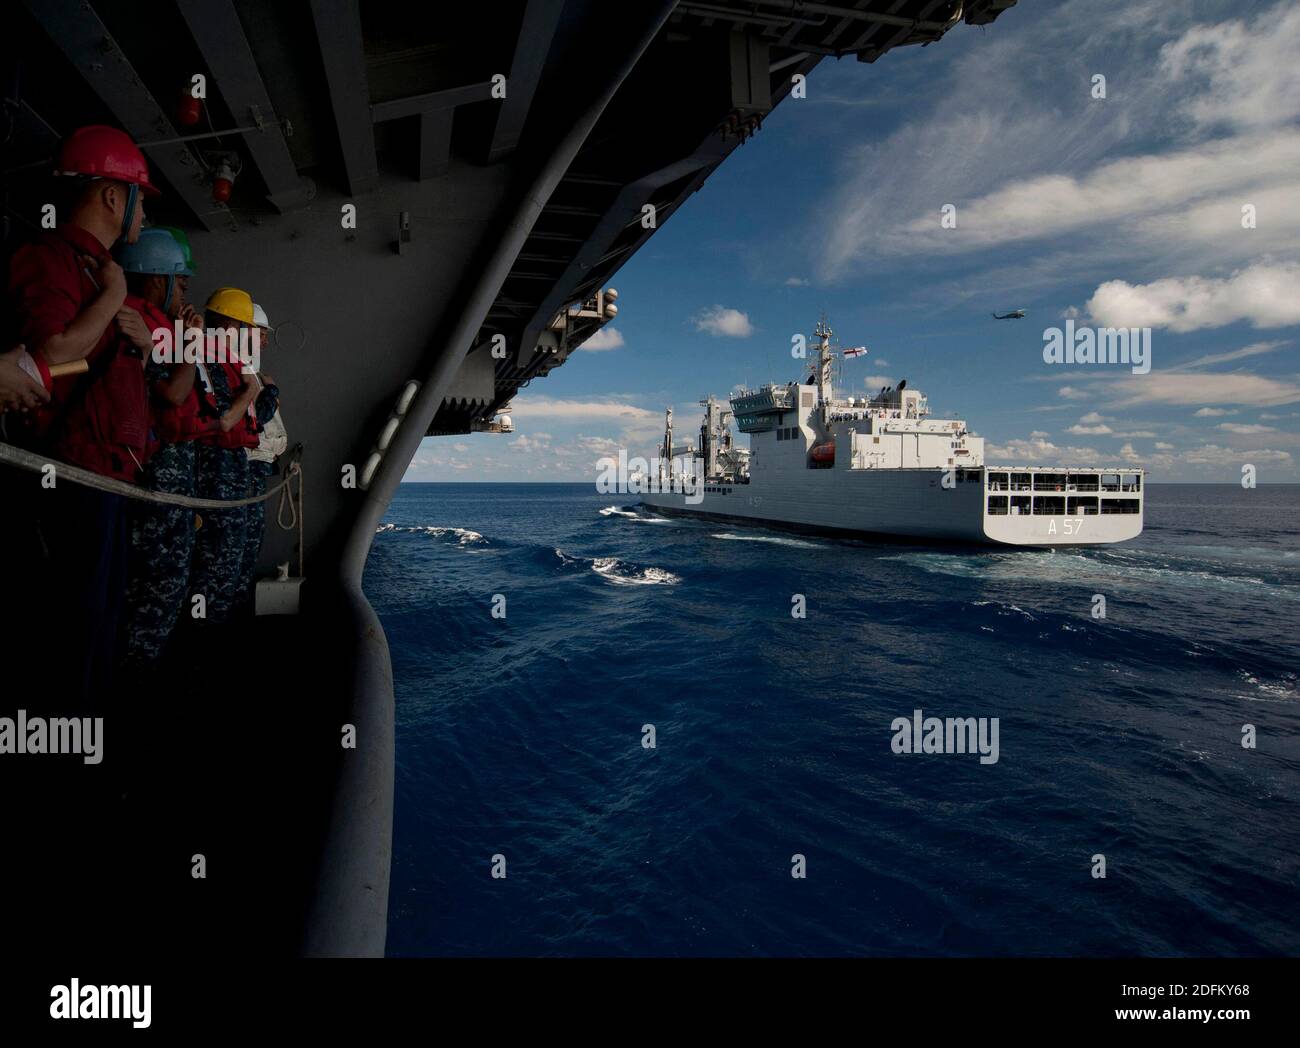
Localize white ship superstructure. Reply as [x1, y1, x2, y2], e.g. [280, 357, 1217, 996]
[642, 320, 1143, 546]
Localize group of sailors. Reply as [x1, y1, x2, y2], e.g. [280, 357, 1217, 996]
[1, 124, 288, 711]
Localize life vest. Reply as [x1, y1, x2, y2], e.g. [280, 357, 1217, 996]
[151, 328, 223, 445]
[197, 359, 261, 449]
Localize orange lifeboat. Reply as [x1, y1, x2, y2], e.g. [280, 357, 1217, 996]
[810, 441, 835, 463]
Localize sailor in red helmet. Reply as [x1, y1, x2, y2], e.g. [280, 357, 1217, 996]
[4, 124, 160, 710]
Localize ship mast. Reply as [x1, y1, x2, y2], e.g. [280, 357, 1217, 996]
[813, 316, 834, 426]
[660, 407, 674, 485]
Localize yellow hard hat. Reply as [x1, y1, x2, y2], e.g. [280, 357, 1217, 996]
[205, 286, 255, 324]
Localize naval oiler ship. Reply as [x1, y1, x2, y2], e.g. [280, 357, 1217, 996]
[2, 0, 1017, 958]
[642, 321, 1144, 545]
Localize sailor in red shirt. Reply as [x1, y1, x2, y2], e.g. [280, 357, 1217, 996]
[3, 124, 160, 711]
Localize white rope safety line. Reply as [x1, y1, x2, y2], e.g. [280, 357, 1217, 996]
[0, 440, 301, 511]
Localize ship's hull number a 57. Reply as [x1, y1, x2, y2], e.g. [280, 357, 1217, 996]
[1046, 518, 1085, 536]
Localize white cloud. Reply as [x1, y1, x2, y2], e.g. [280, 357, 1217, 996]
[1067, 424, 1113, 435]
[510, 396, 659, 423]
[1029, 430, 1050, 438]
[1051, 371, 1300, 409]
[1181, 443, 1292, 466]
[1217, 422, 1276, 434]
[806, 2, 1300, 284]
[873, 358, 890, 367]
[509, 433, 551, 453]
[1079, 411, 1107, 424]
[580, 326, 624, 351]
[986, 436, 1103, 464]
[1113, 373, 1300, 408]
[1158, 6, 1300, 132]
[863, 375, 895, 391]
[693, 305, 754, 338]
[1118, 442, 1142, 462]
[1193, 407, 1236, 416]
[784, 277, 809, 287]
[1174, 341, 1288, 371]
[1086, 263, 1300, 333]
[1155, 442, 1175, 450]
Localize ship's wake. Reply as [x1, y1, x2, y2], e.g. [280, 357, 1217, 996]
[711, 532, 822, 549]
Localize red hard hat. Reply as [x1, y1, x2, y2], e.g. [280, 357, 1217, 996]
[54, 125, 160, 196]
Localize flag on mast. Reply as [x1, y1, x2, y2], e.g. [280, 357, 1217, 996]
[842, 346, 867, 358]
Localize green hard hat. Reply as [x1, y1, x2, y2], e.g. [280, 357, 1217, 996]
[154, 225, 196, 272]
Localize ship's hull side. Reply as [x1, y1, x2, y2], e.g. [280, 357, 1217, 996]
[641, 468, 1143, 547]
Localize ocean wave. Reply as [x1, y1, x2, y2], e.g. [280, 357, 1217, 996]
[971, 599, 1037, 620]
[600, 505, 674, 524]
[554, 548, 680, 586]
[376, 523, 486, 546]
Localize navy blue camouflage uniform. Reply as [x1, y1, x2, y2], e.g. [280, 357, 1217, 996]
[122, 428, 197, 663]
[190, 364, 277, 623]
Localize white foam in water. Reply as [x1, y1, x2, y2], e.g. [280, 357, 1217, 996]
[590, 556, 680, 586]
[888, 550, 1297, 601]
[376, 523, 485, 545]
[600, 505, 673, 523]
[711, 532, 820, 549]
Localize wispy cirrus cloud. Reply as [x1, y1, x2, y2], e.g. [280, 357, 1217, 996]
[806, 1, 1300, 287]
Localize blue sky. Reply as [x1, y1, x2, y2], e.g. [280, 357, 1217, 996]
[405, 0, 1300, 483]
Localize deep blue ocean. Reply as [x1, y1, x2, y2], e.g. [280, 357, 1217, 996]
[366, 483, 1300, 956]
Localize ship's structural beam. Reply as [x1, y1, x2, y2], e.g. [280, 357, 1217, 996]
[370, 83, 497, 180]
[21, 0, 219, 230]
[309, 0, 379, 195]
[854, 0, 956, 62]
[175, 0, 314, 212]
[484, 0, 567, 164]
[508, 156, 712, 377]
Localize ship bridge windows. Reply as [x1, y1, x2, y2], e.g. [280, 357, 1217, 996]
[987, 495, 1009, 515]
[1067, 496, 1099, 515]
[1101, 474, 1122, 492]
[1101, 498, 1140, 514]
[1009, 495, 1030, 515]
[1009, 473, 1032, 492]
[1121, 474, 1141, 492]
[1033, 473, 1067, 492]
[1067, 473, 1100, 492]
[1032, 495, 1066, 515]
[987, 472, 1009, 491]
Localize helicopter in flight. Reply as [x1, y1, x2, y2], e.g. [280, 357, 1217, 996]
[992, 308, 1027, 319]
